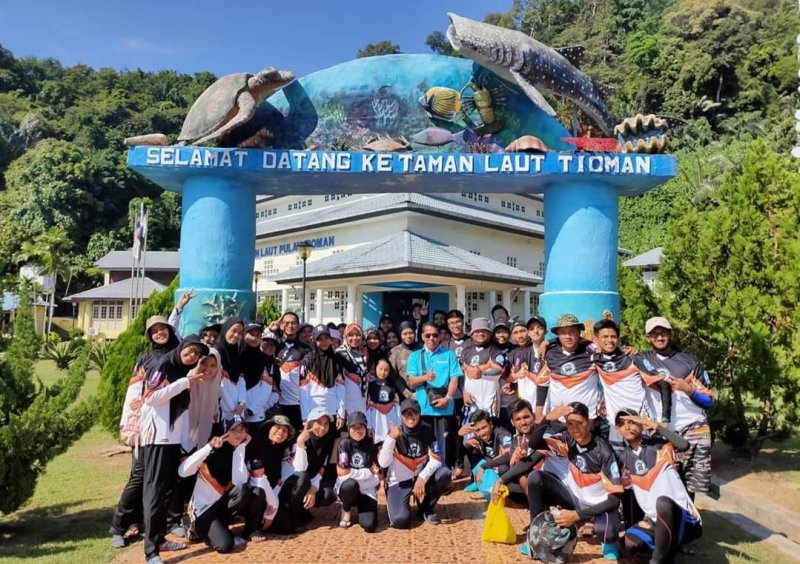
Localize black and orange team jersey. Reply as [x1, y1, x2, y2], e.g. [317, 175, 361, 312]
[543, 341, 600, 418]
[530, 424, 623, 510]
[276, 340, 310, 406]
[618, 430, 701, 525]
[640, 350, 713, 432]
[506, 346, 547, 407]
[593, 349, 668, 427]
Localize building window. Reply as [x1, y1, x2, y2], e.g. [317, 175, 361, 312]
[500, 200, 526, 213]
[461, 192, 489, 204]
[91, 299, 124, 321]
[469, 250, 481, 256]
[506, 256, 517, 268]
[530, 293, 540, 315]
[287, 200, 314, 211]
[533, 260, 545, 277]
[324, 194, 352, 202]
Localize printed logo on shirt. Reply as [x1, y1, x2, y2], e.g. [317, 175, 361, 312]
[495, 354, 505, 365]
[603, 361, 617, 372]
[486, 446, 495, 458]
[643, 358, 656, 372]
[609, 461, 621, 480]
[657, 368, 670, 378]
[379, 390, 390, 402]
[408, 443, 422, 458]
[501, 435, 513, 447]
[574, 455, 588, 472]
[469, 355, 481, 367]
[351, 452, 364, 468]
[562, 362, 577, 376]
[634, 459, 648, 475]
[455, 346, 464, 358]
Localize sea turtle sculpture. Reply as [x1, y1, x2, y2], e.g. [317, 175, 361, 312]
[505, 135, 549, 153]
[177, 67, 294, 146]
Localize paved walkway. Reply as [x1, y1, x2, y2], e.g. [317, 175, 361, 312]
[115, 480, 610, 564]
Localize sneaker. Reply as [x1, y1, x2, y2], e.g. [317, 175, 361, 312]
[602, 542, 620, 560]
[146, 557, 163, 564]
[159, 539, 187, 552]
[111, 534, 126, 549]
[518, 543, 530, 556]
[169, 524, 186, 538]
[232, 536, 247, 550]
[423, 512, 441, 525]
[339, 509, 352, 528]
[463, 482, 480, 493]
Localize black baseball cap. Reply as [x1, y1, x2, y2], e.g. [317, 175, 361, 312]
[400, 398, 421, 415]
[526, 316, 547, 330]
[346, 411, 368, 428]
[446, 309, 465, 320]
[614, 408, 639, 426]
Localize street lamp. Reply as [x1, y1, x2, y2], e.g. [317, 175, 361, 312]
[297, 240, 313, 322]
[253, 270, 261, 294]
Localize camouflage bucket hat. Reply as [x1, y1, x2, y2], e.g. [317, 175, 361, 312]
[553, 313, 582, 331]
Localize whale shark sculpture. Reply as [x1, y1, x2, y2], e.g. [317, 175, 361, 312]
[446, 12, 617, 136]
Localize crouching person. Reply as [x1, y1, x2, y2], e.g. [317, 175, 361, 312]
[278, 407, 337, 531]
[379, 399, 452, 528]
[178, 415, 263, 553]
[336, 411, 380, 532]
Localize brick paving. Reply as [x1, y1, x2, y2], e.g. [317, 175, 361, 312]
[115, 480, 612, 564]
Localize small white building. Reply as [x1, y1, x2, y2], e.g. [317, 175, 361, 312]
[254, 192, 546, 327]
[623, 247, 663, 292]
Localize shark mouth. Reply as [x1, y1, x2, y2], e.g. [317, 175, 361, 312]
[446, 14, 462, 50]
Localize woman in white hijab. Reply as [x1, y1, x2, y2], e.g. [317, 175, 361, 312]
[186, 349, 223, 452]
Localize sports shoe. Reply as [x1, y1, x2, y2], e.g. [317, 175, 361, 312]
[463, 482, 480, 493]
[168, 524, 186, 538]
[232, 536, 247, 550]
[146, 557, 163, 564]
[602, 542, 620, 560]
[518, 543, 530, 556]
[159, 539, 187, 552]
[422, 512, 441, 525]
[111, 534, 125, 549]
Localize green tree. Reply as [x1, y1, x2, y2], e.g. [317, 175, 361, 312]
[0, 279, 37, 423]
[356, 41, 402, 58]
[98, 277, 178, 434]
[256, 297, 282, 325]
[617, 261, 660, 350]
[660, 139, 800, 451]
[425, 31, 458, 57]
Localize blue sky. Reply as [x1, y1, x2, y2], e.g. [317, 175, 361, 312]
[0, 0, 511, 77]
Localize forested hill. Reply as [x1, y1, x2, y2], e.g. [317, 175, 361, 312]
[0, 0, 798, 293]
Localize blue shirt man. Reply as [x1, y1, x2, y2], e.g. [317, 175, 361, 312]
[407, 322, 464, 416]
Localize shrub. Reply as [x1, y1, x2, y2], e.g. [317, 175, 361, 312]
[97, 277, 178, 434]
[88, 339, 111, 372]
[2, 280, 38, 418]
[41, 339, 83, 370]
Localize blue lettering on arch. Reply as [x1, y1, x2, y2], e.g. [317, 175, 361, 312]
[255, 236, 336, 257]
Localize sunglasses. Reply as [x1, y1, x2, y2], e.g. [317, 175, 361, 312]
[422, 333, 439, 339]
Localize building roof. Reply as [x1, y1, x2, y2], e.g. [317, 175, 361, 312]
[272, 231, 543, 286]
[623, 247, 663, 268]
[95, 251, 180, 271]
[256, 193, 545, 240]
[2, 292, 50, 311]
[64, 277, 166, 302]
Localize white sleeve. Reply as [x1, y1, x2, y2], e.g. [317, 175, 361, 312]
[178, 443, 212, 477]
[231, 443, 248, 486]
[418, 448, 443, 483]
[168, 308, 182, 340]
[145, 378, 190, 406]
[293, 445, 309, 472]
[118, 379, 143, 428]
[237, 378, 247, 406]
[378, 437, 396, 468]
[310, 472, 323, 489]
[335, 381, 346, 419]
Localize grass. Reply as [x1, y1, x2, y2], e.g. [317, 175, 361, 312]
[1, 361, 798, 563]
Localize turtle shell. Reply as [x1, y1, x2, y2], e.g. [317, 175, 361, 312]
[178, 73, 252, 143]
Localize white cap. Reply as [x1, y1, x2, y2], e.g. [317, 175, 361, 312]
[306, 407, 331, 423]
[645, 316, 672, 334]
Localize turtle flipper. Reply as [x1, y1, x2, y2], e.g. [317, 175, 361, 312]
[194, 90, 257, 146]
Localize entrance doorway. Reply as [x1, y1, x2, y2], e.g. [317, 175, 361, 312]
[382, 291, 429, 326]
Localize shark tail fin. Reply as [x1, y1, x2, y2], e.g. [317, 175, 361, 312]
[554, 46, 585, 68]
[592, 80, 615, 100]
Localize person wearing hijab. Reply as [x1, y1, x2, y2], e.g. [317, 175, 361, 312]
[260, 329, 281, 393]
[298, 323, 314, 347]
[364, 327, 390, 373]
[111, 315, 180, 549]
[385, 329, 400, 349]
[241, 323, 278, 460]
[140, 335, 208, 564]
[378, 399, 452, 528]
[276, 312, 311, 431]
[388, 320, 420, 397]
[336, 324, 369, 417]
[336, 411, 379, 532]
[378, 314, 394, 338]
[249, 415, 296, 535]
[216, 317, 246, 424]
[300, 325, 345, 426]
[278, 407, 338, 532]
[177, 415, 260, 553]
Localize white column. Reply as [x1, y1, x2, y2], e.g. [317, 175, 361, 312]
[456, 284, 466, 315]
[281, 287, 289, 313]
[488, 290, 497, 317]
[346, 284, 357, 323]
[523, 290, 531, 321]
[315, 288, 324, 324]
[354, 285, 363, 324]
[502, 290, 512, 316]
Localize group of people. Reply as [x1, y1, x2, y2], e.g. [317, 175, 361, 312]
[110, 294, 712, 564]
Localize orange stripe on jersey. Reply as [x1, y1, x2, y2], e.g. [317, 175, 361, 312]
[394, 452, 428, 472]
[596, 365, 639, 386]
[602, 472, 624, 494]
[281, 360, 301, 374]
[198, 463, 233, 496]
[569, 463, 602, 489]
[550, 369, 595, 388]
[544, 437, 569, 458]
[640, 370, 664, 387]
[629, 459, 670, 491]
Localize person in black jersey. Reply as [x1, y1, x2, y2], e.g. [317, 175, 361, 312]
[615, 409, 702, 563]
[275, 312, 311, 431]
[459, 409, 513, 497]
[336, 411, 380, 532]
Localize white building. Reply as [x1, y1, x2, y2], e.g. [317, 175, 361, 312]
[253, 192, 547, 327]
[623, 247, 663, 292]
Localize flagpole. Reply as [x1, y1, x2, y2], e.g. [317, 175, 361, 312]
[140, 211, 148, 314]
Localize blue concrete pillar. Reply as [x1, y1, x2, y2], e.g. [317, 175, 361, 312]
[538, 180, 620, 333]
[175, 176, 257, 336]
[361, 291, 383, 329]
[429, 292, 449, 318]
